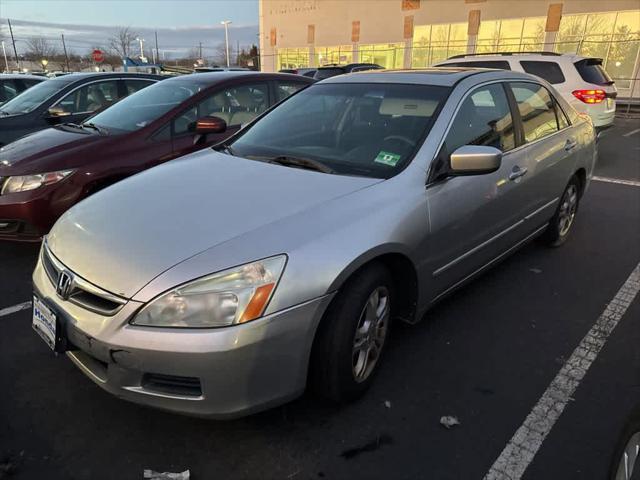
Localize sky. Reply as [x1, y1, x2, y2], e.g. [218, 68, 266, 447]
[0, 0, 259, 59]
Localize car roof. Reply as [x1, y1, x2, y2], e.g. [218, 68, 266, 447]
[0, 74, 47, 81]
[318, 67, 537, 86]
[40, 72, 163, 85]
[438, 53, 588, 64]
[160, 71, 313, 86]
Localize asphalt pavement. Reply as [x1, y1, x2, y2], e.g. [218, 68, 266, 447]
[0, 119, 639, 480]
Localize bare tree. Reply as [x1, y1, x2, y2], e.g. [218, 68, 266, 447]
[108, 26, 138, 58]
[25, 36, 58, 60]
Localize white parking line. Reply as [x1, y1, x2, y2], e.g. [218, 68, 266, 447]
[622, 128, 640, 137]
[484, 261, 640, 480]
[0, 301, 32, 318]
[593, 176, 640, 188]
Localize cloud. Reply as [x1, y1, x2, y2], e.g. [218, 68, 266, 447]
[0, 17, 259, 58]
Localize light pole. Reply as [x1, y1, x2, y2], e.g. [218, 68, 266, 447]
[41, 58, 48, 72]
[135, 37, 146, 62]
[1, 41, 9, 73]
[220, 20, 232, 67]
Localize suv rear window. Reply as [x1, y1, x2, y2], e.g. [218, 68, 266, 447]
[574, 59, 614, 86]
[445, 61, 511, 70]
[314, 68, 346, 80]
[520, 61, 566, 84]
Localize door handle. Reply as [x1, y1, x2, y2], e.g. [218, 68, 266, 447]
[509, 166, 528, 181]
[565, 139, 578, 151]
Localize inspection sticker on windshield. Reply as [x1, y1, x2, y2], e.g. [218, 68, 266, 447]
[374, 151, 401, 167]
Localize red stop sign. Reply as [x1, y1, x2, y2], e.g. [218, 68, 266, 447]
[92, 49, 104, 63]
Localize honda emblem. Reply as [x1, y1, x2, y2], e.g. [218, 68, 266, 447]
[56, 270, 74, 300]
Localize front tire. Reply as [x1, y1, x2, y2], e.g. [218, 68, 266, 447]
[609, 406, 640, 480]
[541, 175, 581, 247]
[309, 263, 394, 403]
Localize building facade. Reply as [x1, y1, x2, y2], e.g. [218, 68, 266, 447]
[258, 0, 640, 97]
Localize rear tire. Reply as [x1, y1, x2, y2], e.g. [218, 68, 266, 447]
[609, 406, 640, 480]
[309, 263, 394, 403]
[541, 175, 581, 247]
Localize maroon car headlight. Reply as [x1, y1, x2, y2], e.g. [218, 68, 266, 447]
[1, 170, 75, 195]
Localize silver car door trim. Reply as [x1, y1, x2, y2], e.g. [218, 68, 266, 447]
[524, 197, 559, 220]
[432, 224, 548, 303]
[433, 219, 525, 277]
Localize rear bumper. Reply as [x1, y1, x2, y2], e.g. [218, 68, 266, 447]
[32, 256, 334, 419]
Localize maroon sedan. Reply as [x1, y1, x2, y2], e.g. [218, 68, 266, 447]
[0, 72, 313, 241]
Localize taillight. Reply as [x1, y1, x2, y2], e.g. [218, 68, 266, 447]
[572, 89, 606, 104]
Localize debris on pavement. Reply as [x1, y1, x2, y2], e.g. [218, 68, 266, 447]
[340, 434, 393, 459]
[440, 415, 461, 429]
[384, 400, 391, 409]
[143, 470, 190, 480]
[529, 268, 543, 274]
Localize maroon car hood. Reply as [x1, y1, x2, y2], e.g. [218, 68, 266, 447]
[0, 127, 114, 175]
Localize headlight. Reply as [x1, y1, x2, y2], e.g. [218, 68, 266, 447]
[131, 255, 287, 328]
[1, 170, 74, 195]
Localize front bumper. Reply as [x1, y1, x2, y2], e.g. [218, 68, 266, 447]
[32, 254, 333, 419]
[0, 189, 58, 241]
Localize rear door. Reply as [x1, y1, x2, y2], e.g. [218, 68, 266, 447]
[507, 81, 576, 227]
[425, 82, 532, 296]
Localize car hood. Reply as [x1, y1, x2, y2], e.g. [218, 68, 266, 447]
[47, 149, 381, 298]
[0, 126, 108, 173]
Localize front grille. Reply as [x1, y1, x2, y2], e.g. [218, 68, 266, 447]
[42, 242, 127, 316]
[141, 373, 203, 397]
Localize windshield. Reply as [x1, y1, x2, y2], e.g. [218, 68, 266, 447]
[0, 78, 69, 115]
[87, 79, 205, 132]
[229, 83, 449, 179]
[314, 68, 345, 80]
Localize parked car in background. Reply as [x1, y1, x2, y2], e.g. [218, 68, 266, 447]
[279, 67, 317, 78]
[32, 68, 596, 418]
[0, 74, 46, 106]
[436, 52, 617, 131]
[0, 72, 163, 147]
[313, 63, 383, 80]
[0, 72, 312, 240]
[195, 66, 251, 72]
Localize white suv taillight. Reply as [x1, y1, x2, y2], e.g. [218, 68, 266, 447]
[572, 89, 606, 104]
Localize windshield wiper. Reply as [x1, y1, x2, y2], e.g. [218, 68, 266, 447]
[81, 122, 107, 135]
[216, 144, 235, 156]
[267, 156, 334, 174]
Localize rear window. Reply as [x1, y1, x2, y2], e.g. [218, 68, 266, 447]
[314, 68, 346, 80]
[520, 61, 566, 84]
[574, 59, 614, 86]
[444, 61, 511, 70]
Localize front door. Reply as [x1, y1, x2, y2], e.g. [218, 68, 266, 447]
[424, 82, 533, 298]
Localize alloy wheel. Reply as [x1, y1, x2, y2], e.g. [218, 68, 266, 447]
[558, 183, 578, 237]
[614, 431, 640, 480]
[352, 286, 390, 383]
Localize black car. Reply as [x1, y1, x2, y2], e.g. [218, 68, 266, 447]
[0, 74, 45, 105]
[313, 63, 383, 80]
[0, 72, 163, 146]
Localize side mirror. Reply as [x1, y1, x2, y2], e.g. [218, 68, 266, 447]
[450, 145, 502, 176]
[47, 106, 72, 118]
[194, 116, 226, 135]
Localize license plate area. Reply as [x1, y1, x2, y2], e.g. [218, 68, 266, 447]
[32, 295, 65, 352]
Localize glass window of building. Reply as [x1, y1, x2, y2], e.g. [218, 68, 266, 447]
[316, 45, 353, 65]
[277, 48, 310, 70]
[359, 43, 405, 69]
[556, 10, 640, 90]
[412, 22, 467, 67]
[476, 17, 546, 53]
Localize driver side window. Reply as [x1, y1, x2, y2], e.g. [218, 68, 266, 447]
[444, 83, 515, 156]
[56, 81, 120, 114]
[430, 83, 514, 182]
[173, 83, 269, 136]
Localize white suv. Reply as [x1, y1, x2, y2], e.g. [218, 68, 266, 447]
[436, 52, 617, 130]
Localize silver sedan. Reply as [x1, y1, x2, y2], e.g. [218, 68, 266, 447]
[32, 68, 596, 418]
